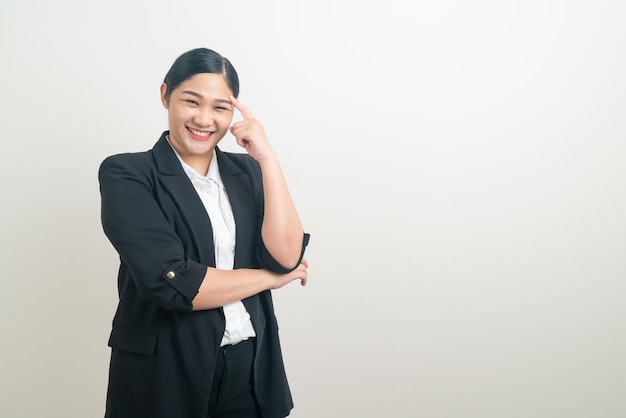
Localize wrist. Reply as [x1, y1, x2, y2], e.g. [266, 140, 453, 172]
[260, 269, 275, 290]
[257, 152, 278, 167]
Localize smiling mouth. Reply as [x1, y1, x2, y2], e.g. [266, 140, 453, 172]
[187, 127, 213, 137]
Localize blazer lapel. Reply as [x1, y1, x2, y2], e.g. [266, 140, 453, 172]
[151, 132, 216, 267]
[215, 148, 257, 269]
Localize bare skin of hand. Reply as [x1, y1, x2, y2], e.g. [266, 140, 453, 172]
[229, 95, 275, 162]
[271, 258, 308, 290]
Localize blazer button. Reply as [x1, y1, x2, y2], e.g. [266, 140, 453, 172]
[166, 271, 176, 279]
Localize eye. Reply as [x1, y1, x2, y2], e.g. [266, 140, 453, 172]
[185, 99, 199, 106]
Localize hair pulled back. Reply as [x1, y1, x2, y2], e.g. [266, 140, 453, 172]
[163, 48, 240, 100]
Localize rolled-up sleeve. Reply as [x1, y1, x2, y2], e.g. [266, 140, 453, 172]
[258, 232, 311, 274]
[99, 155, 205, 312]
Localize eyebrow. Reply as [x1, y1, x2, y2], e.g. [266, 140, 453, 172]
[181, 91, 232, 105]
[181, 90, 203, 98]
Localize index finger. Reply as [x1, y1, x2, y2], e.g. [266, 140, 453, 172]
[230, 95, 255, 120]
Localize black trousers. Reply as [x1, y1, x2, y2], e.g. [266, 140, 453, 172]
[207, 338, 261, 418]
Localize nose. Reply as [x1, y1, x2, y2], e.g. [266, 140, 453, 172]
[194, 107, 214, 128]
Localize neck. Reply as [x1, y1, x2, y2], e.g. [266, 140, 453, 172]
[183, 153, 213, 176]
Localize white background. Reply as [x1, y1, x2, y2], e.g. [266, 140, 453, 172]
[1, 1, 625, 417]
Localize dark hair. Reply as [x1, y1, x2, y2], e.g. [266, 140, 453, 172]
[162, 48, 239, 100]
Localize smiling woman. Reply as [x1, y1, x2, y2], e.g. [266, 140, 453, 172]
[98, 48, 311, 418]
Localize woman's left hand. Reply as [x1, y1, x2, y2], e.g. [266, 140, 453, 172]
[229, 96, 275, 162]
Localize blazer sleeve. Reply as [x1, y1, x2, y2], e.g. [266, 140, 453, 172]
[258, 232, 310, 274]
[232, 152, 311, 274]
[99, 154, 206, 312]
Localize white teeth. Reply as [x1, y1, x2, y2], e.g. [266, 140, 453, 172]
[189, 128, 210, 137]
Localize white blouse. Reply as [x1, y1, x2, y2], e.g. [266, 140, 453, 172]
[168, 140, 256, 346]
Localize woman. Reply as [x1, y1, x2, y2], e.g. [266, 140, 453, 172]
[99, 47, 310, 418]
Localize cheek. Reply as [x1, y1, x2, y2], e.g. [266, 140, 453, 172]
[219, 114, 234, 128]
[169, 108, 192, 125]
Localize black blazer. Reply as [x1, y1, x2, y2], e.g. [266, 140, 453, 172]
[99, 131, 309, 418]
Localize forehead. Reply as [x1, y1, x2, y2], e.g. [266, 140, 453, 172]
[175, 73, 232, 97]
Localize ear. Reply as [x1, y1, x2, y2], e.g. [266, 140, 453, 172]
[160, 83, 169, 108]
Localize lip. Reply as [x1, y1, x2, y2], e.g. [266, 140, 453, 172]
[187, 126, 213, 141]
